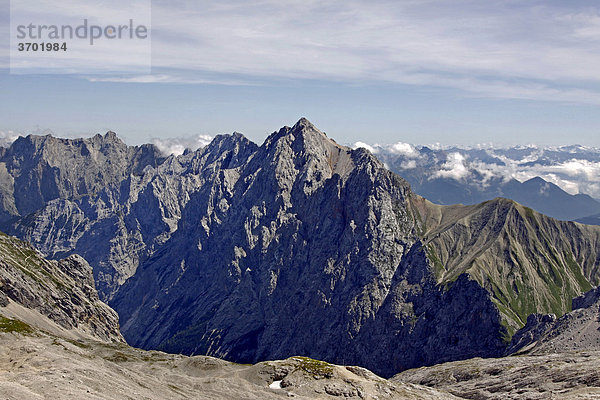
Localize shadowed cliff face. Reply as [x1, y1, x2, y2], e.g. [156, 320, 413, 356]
[113, 119, 432, 378]
[2, 119, 600, 377]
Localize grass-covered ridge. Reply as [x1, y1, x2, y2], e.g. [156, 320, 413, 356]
[412, 196, 600, 339]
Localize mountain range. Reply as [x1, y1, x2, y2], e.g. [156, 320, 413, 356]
[363, 142, 600, 222]
[1, 119, 600, 380]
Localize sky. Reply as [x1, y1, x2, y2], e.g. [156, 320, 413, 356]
[1, 0, 600, 147]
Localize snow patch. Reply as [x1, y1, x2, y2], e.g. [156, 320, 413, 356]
[269, 380, 282, 389]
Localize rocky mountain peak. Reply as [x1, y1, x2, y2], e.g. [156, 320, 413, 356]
[192, 132, 259, 171]
[265, 118, 334, 149]
[105, 130, 118, 140]
[88, 130, 126, 148]
[206, 131, 254, 153]
[291, 117, 321, 133]
[259, 118, 354, 185]
[3, 120, 600, 380]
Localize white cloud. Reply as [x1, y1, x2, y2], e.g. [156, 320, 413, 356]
[0, 131, 21, 147]
[388, 142, 418, 158]
[370, 140, 600, 199]
[352, 141, 378, 153]
[400, 160, 417, 169]
[433, 152, 470, 180]
[468, 156, 600, 198]
[86, 74, 255, 86]
[151, 134, 213, 156]
[538, 182, 550, 196]
[15, 0, 600, 105]
[554, 160, 600, 180]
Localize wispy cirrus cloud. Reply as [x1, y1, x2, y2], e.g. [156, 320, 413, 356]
[7, 0, 600, 106]
[138, 0, 600, 105]
[86, 74, 257, 86]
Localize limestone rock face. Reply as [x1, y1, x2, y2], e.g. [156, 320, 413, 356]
[507, 285, 600, 355]
[2, 131, 257, 299]
[114, 119, 439, 378]
[506, 313, 557, 354]
[109, 119, 600, 377]
[2, 119, 600, 378]
[0, 232, 123, 342]
[0, 132, 161, 219]
[0, 132, 164, 298]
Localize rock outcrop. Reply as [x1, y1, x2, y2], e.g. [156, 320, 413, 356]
[0, 331, 458, 400]
[507, 285, 600, 355]
[393, 350, 600, 399]
[395, 286, 600, 399]
[0, 231, 123, 342]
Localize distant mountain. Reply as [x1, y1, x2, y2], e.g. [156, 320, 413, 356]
[576, 213, 600, 225]
[0, 132, 163, 223]
[0, 132, 166, 297]
[365, 143, 600, 222]
[1, 119, 599, 378]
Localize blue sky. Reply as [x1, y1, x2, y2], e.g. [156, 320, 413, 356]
[1, 0, 600, 147]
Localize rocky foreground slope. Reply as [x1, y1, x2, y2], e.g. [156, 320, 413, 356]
[1, 119, 600, 378]
[394, 285, 600, 399]
[1, 332, 459, 400]
[394, 350, 600, 399]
